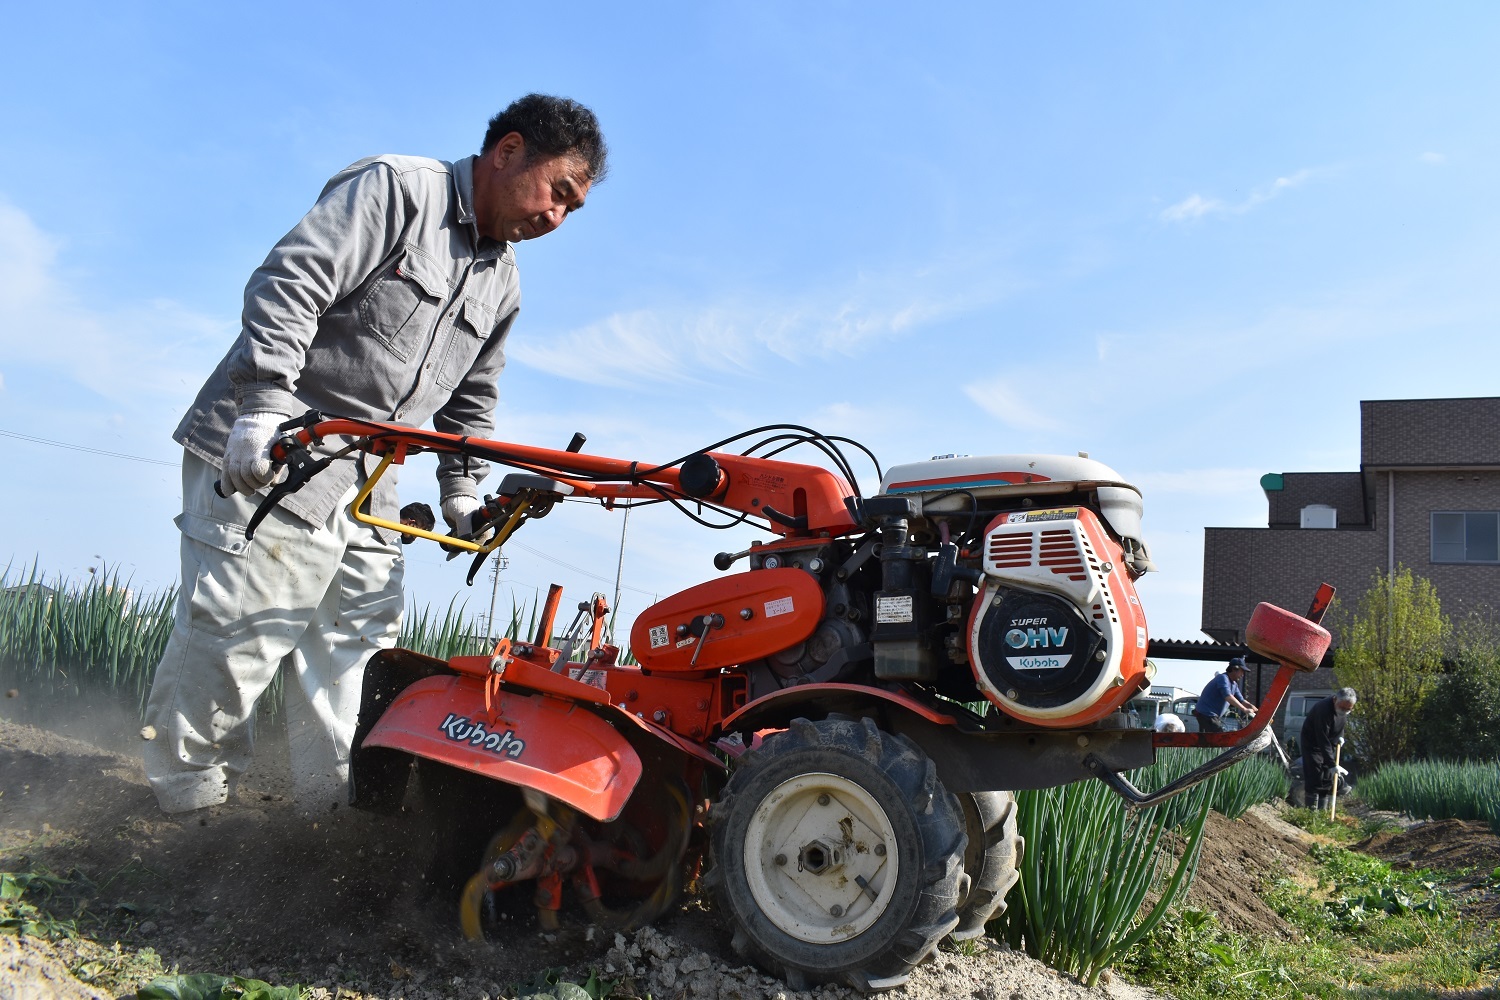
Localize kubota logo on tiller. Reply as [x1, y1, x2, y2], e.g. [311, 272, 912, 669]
[439, 713, 526, 758]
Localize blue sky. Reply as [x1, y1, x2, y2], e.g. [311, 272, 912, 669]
[3, 3, 1498, 692]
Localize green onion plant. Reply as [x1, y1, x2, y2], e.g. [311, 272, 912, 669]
[995, 746, 1288, 985]
[1359, 759, 1500, 834]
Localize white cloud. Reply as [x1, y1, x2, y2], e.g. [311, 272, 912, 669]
[0, 199, 231, 406]
[1420, 151, 1447, 165]
[961, 380, 1063, 432]
[1160, 167, 1326, 224]
[512, 260, 1016, 388]
[1160, 193, 1226, 223]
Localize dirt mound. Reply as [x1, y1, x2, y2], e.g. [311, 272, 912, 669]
[1357, 818, 1500, 875]
[0, 934, 109, 1000]
[1180, 805, 1309, 940]
[0, 719, 1159, 1000]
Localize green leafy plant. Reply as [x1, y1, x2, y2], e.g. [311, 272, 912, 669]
[1422, 612, 1500, 761]
[0, 870, 79, 938]
[513, 966, 619, 1000]
[995, 758, 1218, 986]
[1330, 566, 1450, 766]
[137, 974, 306, 1000]
[1312, 846, 1448, 910]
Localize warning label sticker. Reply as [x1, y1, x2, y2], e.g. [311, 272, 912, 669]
[1005, 508, 1079, 525]
[649, 625, 669, 649]
[764, 596, 795, 618]
[1136, 626, 1147, 649]
[876, 595, 914, 624]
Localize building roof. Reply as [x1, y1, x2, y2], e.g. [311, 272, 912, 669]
[1362, 397, 1500, 468]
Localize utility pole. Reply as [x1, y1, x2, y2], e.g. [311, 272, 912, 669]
[612, 505, 631, 619]
[484, 549, 509, 644]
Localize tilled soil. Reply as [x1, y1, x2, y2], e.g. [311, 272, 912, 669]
[1357, 816, 1500, 920]
[1180, 805, 1310, 940]
[0, 718, 1158, 1000]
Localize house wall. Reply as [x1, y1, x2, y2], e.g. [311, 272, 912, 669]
[1266, 472, 1368, 529]
[1376, 468, 1500, 620]
[1199, 398, 1500, 740]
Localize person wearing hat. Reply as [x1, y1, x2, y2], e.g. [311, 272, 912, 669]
[1192, 657, 1258, 733]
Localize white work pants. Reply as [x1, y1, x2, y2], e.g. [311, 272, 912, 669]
[144, 451, 403, 814]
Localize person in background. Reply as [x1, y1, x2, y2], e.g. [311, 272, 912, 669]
[1300, 687, 1357, 809]
[1192, 656, 1258, 733]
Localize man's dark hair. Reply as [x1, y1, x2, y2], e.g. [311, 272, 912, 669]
[482, 94, 608, 183]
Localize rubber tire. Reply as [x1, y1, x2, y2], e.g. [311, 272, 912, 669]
[951, 790, 1023, 940]
[707, 717, 965, 992]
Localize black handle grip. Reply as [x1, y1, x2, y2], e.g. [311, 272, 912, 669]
[761, 505, 809, 531]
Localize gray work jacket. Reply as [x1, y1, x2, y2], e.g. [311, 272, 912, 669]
[175, 154, 521, 539]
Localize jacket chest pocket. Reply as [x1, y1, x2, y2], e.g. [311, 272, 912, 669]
[359, 247, 452, 362]
[437, 296, 496, 389]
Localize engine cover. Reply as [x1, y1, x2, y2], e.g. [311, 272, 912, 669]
[974, 590, 1104, 707]
[966, 506, 1149, 726]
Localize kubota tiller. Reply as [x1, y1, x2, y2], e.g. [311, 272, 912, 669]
[245, 413, 1332, 992]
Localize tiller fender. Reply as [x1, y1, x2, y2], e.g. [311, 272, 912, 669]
[362, 673, 643, 822]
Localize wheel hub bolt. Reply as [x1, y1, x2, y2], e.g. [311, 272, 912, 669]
[817, 793, 830, 806]
[875, 843, 886, 856]
[830, 904, 844, 917]
[774, 854, 787, 866]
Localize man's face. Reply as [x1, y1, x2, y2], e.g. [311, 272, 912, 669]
[476, 133, 591, 243]
[1336, 698, 1355, 715]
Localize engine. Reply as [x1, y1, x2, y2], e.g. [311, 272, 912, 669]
[872, 454, 1155, 727]
[633, 452, 1156, 730]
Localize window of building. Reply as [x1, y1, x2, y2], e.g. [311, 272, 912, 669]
[1431, 511, 1500, 563]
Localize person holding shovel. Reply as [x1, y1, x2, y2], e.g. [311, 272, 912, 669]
[1300, 687, 1357, 809]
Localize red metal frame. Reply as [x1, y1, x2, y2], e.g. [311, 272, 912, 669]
[1151, 663, 1298, 749]
[293, 419, 860, 537]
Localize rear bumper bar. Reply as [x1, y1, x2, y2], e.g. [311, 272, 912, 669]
[1087, 586, 1334, 810]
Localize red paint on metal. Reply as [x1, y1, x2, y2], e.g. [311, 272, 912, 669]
[631, 568, 825, 673]
[1246, 602, 1331, 673]
[360, 674, 641, 821]
[1155, 663, 1297, 749]
[721, 682, 959, 732]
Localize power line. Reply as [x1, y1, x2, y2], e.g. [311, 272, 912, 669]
[2, 426, 673, 601]
[0, 428, 180, 468]
[507, 539, 660, 598]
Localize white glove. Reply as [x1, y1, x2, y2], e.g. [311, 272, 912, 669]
[222, 412, 286, 496]
[442, 494, 496, 546]
[1335, 765, 1349, 777]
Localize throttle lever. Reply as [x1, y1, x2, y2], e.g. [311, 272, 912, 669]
[442, 493, 514, 561]
[243, 439, 334, 540]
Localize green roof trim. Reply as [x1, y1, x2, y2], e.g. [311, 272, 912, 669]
[1260, 473, 1284, 491]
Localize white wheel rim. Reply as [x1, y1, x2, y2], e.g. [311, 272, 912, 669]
[742, 771, 900, 944]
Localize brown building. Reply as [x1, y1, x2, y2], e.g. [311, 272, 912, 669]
[1201, 397, 1500, 738]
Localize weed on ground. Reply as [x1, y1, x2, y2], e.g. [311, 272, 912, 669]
[1118, 834, 1500, 999]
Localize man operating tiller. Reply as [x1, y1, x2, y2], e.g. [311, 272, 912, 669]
[143, 94, 607, 816]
